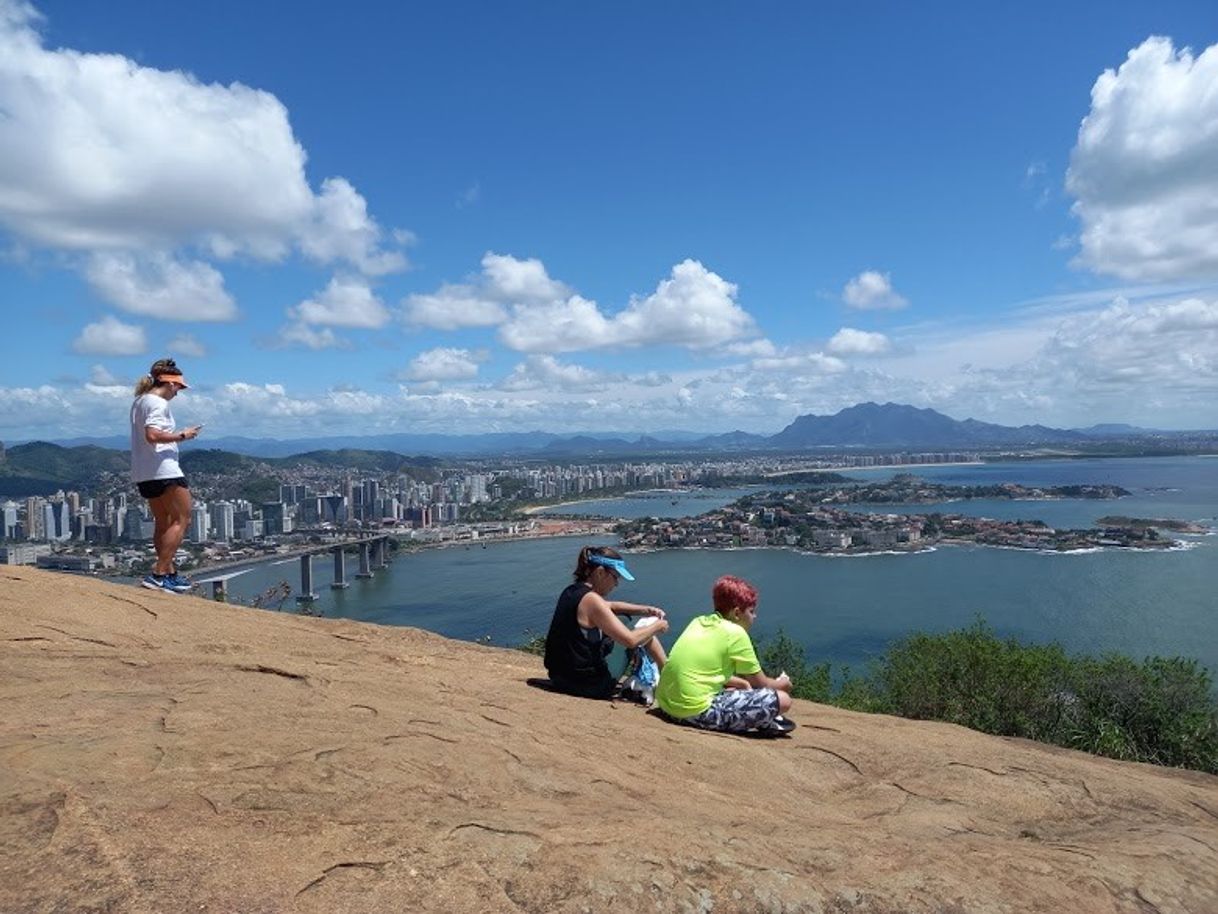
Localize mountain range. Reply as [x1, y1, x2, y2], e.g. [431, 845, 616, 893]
[11, 402, 1216, 461]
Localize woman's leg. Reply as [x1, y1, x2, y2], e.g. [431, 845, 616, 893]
[645, 636, 667, 669]
[147, 495, 172, 575]
[150, 484, 192, 576]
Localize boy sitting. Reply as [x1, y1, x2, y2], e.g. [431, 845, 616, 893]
[655, 575, 793, 733]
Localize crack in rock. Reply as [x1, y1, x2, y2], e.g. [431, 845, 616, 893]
[234, 664, 308, 682]
[104, 593, 158, 618]
[295, 861, 390, 897]
[384, 731, 459, 745]
[947, 761, 1008, 777]
[796, 745, 863, 776]
[449, 822, 542, 840]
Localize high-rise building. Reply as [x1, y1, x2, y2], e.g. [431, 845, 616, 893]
[261, 502, 287, 536]
[279, 484, 309, 505]
[0, 501, 17, 539]
[190, 503, 209, 543]
[25, 497, 45, 540]
[123, 505, 146, 541]
[212, 501, 235, 542]
[72, 509, 93, 540]
[43, 500, 70, 542]
[465, 474, 489, 504]
[320, 494, 346, 525]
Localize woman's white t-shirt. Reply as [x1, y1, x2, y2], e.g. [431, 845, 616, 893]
[129, 393, 182, 483]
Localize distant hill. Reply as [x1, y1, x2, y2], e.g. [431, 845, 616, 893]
[271, 449, 441, 479]
[769, 402, 1089, 449]
[17, 402, 1218, 461]
[0, 441, 129, 496]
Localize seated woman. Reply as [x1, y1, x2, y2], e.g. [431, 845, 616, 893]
[543, 545, 670, 699]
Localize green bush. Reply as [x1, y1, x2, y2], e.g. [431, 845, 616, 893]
[754, 621, 1218, 774]
[516, 631, 547, 656]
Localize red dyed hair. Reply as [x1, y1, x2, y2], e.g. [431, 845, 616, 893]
[712, 575, 758, 614]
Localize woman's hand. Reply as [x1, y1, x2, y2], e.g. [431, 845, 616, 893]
[645, 605, 666, 620]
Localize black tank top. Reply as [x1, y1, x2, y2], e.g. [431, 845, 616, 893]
[544, 582, 613, 684]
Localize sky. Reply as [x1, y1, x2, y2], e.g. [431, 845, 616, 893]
[2, 0, 1218, 442]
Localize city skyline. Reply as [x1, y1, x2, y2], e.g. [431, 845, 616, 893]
[2, 1, 1218, 440]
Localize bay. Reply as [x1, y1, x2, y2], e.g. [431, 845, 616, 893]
[218, 456, 1218, 680]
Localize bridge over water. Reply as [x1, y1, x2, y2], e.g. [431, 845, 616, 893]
[192, 532, 394, 603]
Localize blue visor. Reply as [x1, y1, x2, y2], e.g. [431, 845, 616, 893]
[588, 554, 635, 581]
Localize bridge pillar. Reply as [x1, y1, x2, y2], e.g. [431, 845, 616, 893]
[356, 541, 374, 579]
[373, 537, 388, 568]
[296, 553, 317, 603]
[331, 545, 349, 589]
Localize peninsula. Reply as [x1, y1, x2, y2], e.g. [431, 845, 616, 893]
[618, 477, 1174, 554]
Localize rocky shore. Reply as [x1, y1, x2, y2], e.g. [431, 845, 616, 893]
[2, 566, 1216, 913]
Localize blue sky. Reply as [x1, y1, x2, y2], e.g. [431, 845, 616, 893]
[2, 0, 1217, 441]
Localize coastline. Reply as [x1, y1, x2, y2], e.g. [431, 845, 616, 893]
[521, 487, 696, 515]
[769, 460, 986, 476]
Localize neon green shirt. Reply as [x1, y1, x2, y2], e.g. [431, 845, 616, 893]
[656, 612, 762, 719]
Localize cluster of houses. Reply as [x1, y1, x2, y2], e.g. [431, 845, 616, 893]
[618, 486, 1171, 555]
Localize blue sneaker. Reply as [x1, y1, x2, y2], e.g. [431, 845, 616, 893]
[164, 573, 194, 593]
[141, 573, 172, 592]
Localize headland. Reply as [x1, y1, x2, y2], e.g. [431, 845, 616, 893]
[1, 567, 1215, 913]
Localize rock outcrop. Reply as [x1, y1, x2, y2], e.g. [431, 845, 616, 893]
[1, 566, 1215, 913]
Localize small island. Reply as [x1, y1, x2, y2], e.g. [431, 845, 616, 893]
[617, 476, 1177, 555]
[1095, 515, 1211, 534]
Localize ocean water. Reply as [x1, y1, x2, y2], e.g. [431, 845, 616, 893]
[219, 456, 1218, 678]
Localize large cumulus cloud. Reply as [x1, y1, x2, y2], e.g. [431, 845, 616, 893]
[1068, 37, 1218, 281]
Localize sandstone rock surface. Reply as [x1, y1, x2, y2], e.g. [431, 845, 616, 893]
[1, 566, 1215, 913]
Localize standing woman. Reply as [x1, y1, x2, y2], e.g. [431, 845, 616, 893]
[130, 358, 202, 592]
[543, 545, 670, 699]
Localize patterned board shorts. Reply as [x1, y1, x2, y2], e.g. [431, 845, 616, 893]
[679, 687, 780, 733]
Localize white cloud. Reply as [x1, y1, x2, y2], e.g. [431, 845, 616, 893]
[406, 255, 758, 354]
[751, 351, 847, 374]
[500, 259, 757, 353]
[403, 285, 508, 330]
[85, 252, 237, 321]
[456, 182, 481, 209]
[298, 177, 408, 276]
[613, 260, 755, 348]
[402, 251, 567, 330]
[842, 271, 908, 310]
[501, 355, 603, 391]
[166, 333, 207, 358]
[482, 252, 572, 302]
[72, 314, 146, 355]
[290, 275, 391, 329]
[826, 327, 892, 356]
[498, 294, 613, 352]
[718, 338, 779, 359]
[403, 347, 485, 382]
[1067, 37, 1218, 281]
[88, 364, 120, 386]
[0, 4, 404, 271]
[274, 323, 348, 350]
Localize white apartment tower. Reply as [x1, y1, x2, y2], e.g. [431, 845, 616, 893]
[212, 501, 235, 542]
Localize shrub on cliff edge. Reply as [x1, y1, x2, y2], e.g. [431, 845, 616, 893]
[757, 621, 1218, 774]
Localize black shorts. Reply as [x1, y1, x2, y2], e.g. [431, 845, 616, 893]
[137, 477, 189, 499]
[548, 671, 617, 700]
